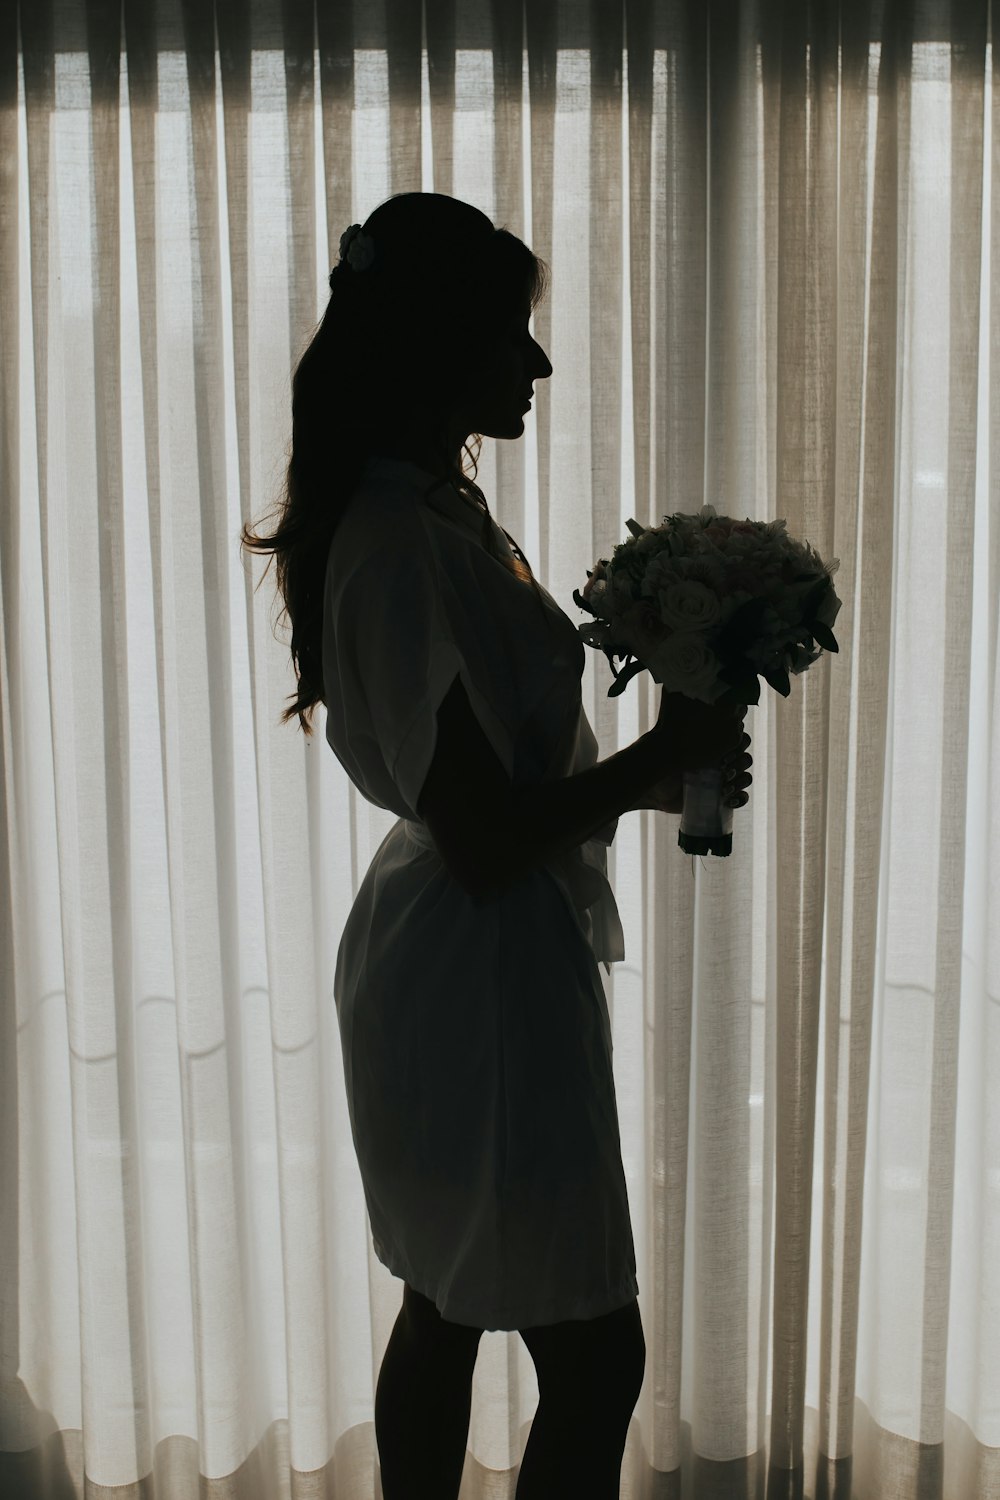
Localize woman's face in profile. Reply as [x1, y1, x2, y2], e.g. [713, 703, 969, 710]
[462, 301, 553, 443]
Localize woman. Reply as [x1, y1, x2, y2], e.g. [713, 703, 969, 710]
[241, 191, 752, 1500]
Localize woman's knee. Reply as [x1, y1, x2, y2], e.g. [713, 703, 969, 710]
[519, 1297, 646, 1412]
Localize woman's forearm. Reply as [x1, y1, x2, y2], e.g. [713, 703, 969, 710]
[630, 767, 684, 814]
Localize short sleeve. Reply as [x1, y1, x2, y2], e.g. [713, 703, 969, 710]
[323, 507, 517, 821]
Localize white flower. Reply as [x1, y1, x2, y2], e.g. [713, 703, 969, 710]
[652, 631, 721, 700]
[347, 232, 375, 271]
[657, 579, 722, 632]
[641, 553, 684, 596]
[681, 554, 728, 593]
[339, 224, 376, 271]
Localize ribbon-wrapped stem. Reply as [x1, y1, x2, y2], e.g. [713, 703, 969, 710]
[678, 767, 734, 857]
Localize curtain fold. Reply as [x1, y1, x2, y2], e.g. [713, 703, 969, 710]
[1, 2, 997, 1498]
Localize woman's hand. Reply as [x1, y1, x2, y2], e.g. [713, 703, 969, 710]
[631, 732, 753, 814]
[631, 765, 685, 814]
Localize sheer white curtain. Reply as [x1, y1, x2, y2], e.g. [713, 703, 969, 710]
[1, 1, 997, 1497]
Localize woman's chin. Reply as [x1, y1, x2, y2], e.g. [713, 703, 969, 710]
[477, 414, 527, 440]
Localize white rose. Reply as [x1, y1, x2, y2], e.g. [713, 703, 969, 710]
[721, 531, 759, 560]
[650, 631, 721, 700]
[658, 579, 722, 632]
[681, 554, 727, 593]
[641, 553, 684, 596]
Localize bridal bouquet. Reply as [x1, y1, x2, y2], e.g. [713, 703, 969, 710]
[573, 506, 843, 857]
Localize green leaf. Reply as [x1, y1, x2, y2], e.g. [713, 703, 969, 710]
[572, 586, 600, 618]
[762, 667, 791, 697]
[811, 620, 839, 652]
[606, 656, 647, 697]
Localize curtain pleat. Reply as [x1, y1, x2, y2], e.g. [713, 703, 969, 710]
[1, 3, 998, 1499]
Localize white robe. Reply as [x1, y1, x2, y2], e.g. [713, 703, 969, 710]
[322, 455, 635, 1331]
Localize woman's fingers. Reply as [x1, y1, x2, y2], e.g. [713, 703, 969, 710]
[722, 735, 752, 770]
[723, 740, 753, 805]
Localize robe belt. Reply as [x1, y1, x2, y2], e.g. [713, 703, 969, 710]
[402, 818, 625, 973]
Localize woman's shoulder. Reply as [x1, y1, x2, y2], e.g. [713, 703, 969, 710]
[338, 462, 433, 537]
[326, 468, 444, 605]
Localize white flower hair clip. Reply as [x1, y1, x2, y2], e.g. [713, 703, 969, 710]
[338, 223, 376, 272]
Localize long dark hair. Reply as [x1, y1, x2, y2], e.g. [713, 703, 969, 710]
[240, 191, 550, 737]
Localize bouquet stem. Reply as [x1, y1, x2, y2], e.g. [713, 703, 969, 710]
[678, 767, 734, 857]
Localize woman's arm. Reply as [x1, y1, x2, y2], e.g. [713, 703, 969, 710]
[628, 767, 684, 814]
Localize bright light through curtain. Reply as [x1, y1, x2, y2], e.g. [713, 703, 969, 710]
[1, 1, 997, 1497]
